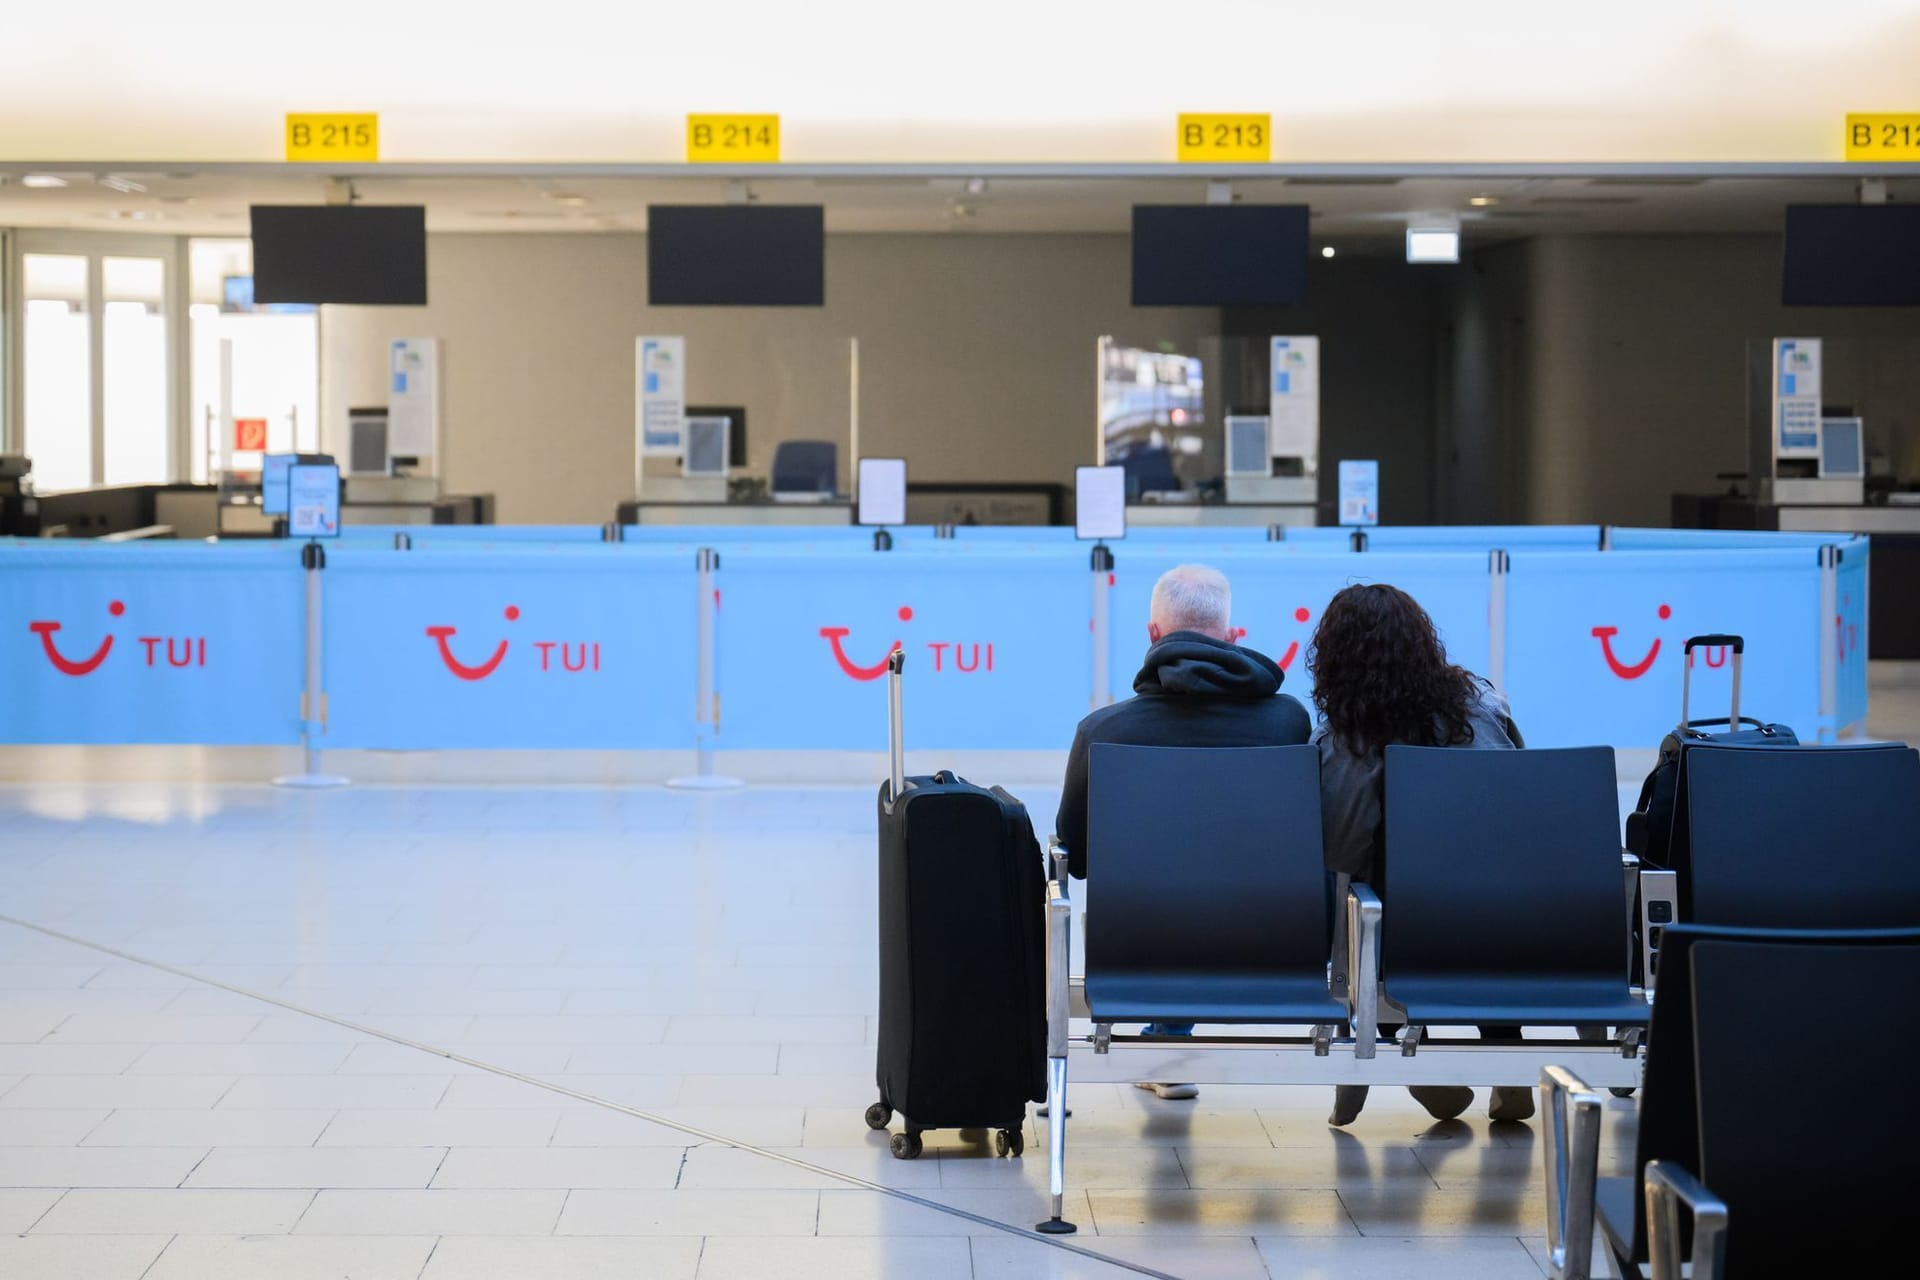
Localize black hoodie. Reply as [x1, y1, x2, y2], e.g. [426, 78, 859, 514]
[1054, 630, 1312, 879]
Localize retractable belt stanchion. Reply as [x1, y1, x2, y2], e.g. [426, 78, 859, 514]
[393, 532, 411, 550]
[1350, 528, 1369, 553]
[667, 546, 744, 790]
[602, 521, 623, 543]
[1488, 548, 1510, 694]
[273, 542, 350, 789]
[1266, 524, 1287, 542]
[1818, 543, 1840, 740]
[1090, 542, 1114, 711]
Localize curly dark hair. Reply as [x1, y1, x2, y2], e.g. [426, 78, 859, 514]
[1307, 583, 1481, 757]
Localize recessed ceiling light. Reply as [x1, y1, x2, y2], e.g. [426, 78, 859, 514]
[1469, 195, 1498, 207]
[1406, 227, 1460, 264]
[1320, 246, 1336, 259]
[22, 174, 68, 189]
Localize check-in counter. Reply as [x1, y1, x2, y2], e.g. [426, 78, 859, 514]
[1125, 501, 1320, 529]
[620, 500, 855, 527]
[1682, 497, 1920, 658]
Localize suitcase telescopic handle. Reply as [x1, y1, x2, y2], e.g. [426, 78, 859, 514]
[1679, 634, 1743, 731]
[886, 646, 906, 808]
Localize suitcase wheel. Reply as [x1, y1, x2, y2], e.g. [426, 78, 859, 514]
[995, 1128, 1024, 1158]
[864, 1102, 892, 1131]
[889, 1131, 924, 1160]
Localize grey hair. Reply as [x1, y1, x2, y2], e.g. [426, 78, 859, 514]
[1150, 564, 1232, 637]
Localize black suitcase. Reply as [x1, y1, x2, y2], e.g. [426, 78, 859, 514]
[865, 648, 1047, 1160]
[1625, 634, 1799, 875]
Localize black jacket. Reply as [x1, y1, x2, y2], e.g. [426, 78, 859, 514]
[1055, 631, 1312, 879]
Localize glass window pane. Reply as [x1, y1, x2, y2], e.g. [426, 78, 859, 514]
[102, 256, 164, 305]
[102, 259, 170, 486]
[23, 254, 92, 492]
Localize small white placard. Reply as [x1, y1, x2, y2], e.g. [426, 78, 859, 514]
[1338, 459, 1380, 527]
[1076, 465, 1127, 541]
[857, 457, 907, 526]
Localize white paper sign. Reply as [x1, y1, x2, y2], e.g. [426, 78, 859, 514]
[1338, 459, 1379, 527]
[287, 462, 341, 539]
[388, 338, 439, 458]
[857, 457, 907, 526]
[1268, 335, 1320, 461]
[1772, 337, 1822, 458]
[1075, 465, 1127, 541]
[637, 336, 686, 456]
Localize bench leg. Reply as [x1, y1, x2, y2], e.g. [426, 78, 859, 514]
[1035, 1056, 1075, 1233]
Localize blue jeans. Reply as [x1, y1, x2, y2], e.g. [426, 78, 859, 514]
[1141, 1023, 1193, 1036]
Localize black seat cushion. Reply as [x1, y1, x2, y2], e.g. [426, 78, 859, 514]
[1383, 976, 1649, 1028]
[1085, 972, 1344, 1025]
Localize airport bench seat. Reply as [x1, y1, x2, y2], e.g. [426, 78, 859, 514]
[1539, 924, 1920, 1280]
[1036, 743, 1649, 1235]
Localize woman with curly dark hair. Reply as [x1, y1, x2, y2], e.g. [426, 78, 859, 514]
[1307, 582, 1530, 1127]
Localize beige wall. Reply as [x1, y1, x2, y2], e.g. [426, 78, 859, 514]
[320, 233, 1217, 524]
[1504, 235, 1920, 525]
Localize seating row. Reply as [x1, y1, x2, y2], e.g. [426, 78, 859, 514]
[1034, 740, 1920, 1238]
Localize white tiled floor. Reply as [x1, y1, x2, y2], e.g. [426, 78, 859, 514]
[0, 770, 1647, 1279]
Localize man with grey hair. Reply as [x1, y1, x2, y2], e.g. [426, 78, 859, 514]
[1054, 564, 1311, 1100]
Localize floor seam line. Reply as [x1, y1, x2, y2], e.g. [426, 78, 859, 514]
[0, 912, 1177, 1280]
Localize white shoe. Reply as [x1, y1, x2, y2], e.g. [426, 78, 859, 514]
[1136, 1082, 1198, 1100]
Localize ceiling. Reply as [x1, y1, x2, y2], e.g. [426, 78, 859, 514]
[0, 169, 1911, 251]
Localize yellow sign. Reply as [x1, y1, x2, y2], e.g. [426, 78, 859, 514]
[1177, 113, 1271, 162]
[285, 113, 379, 163]
[1846, 114, 1920, 161]
[687, 114, 780, 163]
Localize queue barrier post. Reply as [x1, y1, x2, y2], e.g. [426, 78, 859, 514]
[602, 521, 623, 543]
[1599, 524, 1614, 551]
[872, 528, 893, 552]
[1350, 529, 1369, 553]
[1818, 543, 1839, 740]
[1266, 524, 1287, 542]
[1488, 549, 1510, 694]
[667, 546, 744, 790]
[393, 532, 412, 550]
[1090, 542, 1115, 711]
[273, 541, 350, 789]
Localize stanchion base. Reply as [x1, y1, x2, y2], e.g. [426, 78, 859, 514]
[665, 774, 745, 791]
[1034, 1217, 1078, 1235]
[272, 773, 351, 789]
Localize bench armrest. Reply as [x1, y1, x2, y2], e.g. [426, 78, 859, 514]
[1347, 884, 1382, 1059]
[1540, 1065, 1605, 1280]
[1644, 1160, 1728, 1280]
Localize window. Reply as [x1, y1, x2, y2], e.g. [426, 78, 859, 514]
[22, 254, 92, 492]
[15, 238, 178, 491]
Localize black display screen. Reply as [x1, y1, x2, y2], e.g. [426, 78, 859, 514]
[250, 206, 427, 305]
[648, 205, 825, 306]
[1783, 204, 1920, 306]
[1132, 205, 1310, 306]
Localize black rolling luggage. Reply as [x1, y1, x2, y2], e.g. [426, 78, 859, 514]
[1625, 634, 1799, 872]
[866, 648, 1046, 1160]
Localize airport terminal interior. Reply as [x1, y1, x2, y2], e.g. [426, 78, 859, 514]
[2, 5, 1919, 1277]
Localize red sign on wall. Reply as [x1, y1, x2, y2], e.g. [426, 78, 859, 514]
[234, 418, 268, 451]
